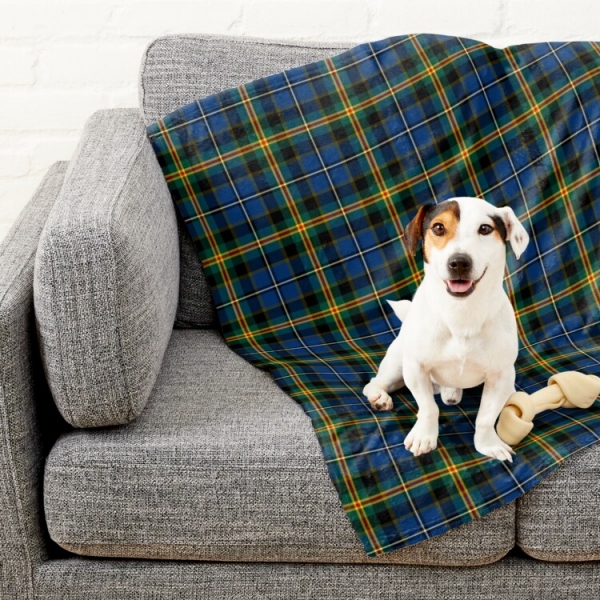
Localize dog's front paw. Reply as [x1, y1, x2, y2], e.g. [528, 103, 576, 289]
[363, 382, 394, 411]
[404, 419, 438, 456]
[475, 429, 515, 462]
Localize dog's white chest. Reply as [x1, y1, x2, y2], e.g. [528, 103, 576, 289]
[428, 334, 487, 389]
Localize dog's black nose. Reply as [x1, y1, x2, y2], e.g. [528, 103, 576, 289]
[447, 253, 472, 277]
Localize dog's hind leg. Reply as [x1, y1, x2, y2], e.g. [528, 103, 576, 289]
[363, 379, 401, 411]
[363, 338, 404, 411]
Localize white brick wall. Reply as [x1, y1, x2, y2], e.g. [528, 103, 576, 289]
[2, 0, 599, 240]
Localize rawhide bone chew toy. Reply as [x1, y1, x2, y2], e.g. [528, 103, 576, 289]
[497, 372, 600, 446]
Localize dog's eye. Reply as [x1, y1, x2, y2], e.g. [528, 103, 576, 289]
[431, 223, 445, 236]
[479, 224, 493, 235]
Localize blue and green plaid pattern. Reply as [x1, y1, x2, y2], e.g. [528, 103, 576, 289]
[148, 34, 600, 556]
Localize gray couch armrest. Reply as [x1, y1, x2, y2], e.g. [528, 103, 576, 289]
[0, 163, 68, 598]
[34, 109, 179, 428]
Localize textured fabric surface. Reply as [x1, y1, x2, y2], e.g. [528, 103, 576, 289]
[174, 214, 217, 328]
[140, 34, 350, 126]
[44, 329, 514, 566]
[141, 35, 350, 328]
[35, 556, 600, 600]
[0, 163, 68, 599]
[34, 109, 179, 428]
[148, 35, 600, 556]
[517, 442, 600, 561]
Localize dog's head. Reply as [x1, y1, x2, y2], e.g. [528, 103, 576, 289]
[404, 197, 529, 298]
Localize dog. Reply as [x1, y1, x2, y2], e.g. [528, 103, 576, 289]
[363, 197, 529, 462]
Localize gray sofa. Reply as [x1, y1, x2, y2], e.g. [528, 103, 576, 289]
[1, 35, 598, 599]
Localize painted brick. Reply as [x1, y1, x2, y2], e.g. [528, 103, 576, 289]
[0, 45, 37, 85]
[0, 2, 114, 39]
[38, 41, 148, 86]
[0, 152, 31, 178]
[0, 90, 115, 131]
[30, 136, 79, 174]
[0, 178, 41, 222]
[243, 0, 372, 42]
[0, 223, 13, 241]
[109, 85, 141, 110]
[3, 0, 600, 239]
[504, 0, 600, 42]
[110, 0, 244, 37]
[370, 0, 504, 43]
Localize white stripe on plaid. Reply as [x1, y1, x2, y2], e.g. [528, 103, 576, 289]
[182, 43, 572, 224]
[280, 67, 433, 542]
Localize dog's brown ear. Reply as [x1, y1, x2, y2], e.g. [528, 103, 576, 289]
[404, 203, 434, 256]
[498, 206, 530, 259]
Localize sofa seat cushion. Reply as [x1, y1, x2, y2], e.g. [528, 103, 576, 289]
[44, 329, 515, 566]
[517, 444, 600, 562]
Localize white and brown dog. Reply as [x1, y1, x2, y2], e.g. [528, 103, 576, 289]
[363, 197, 529, 462]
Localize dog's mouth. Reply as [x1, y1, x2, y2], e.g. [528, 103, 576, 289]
[445, 268, 487, 298]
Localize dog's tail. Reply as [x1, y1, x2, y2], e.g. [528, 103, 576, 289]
[387, 299, 412, 322]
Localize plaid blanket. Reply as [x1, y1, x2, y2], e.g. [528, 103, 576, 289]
[148, 34, 600, 556]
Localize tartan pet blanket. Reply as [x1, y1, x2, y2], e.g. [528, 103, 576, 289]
[148, 34, 600, 556]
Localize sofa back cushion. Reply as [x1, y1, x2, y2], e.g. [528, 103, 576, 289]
[139, 35, 349, 328]
[34, 110, 179, 428]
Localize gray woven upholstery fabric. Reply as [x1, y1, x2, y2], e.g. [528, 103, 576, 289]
[173, 214, 217, 328]
[34, 109, 179, 428]
[140, 35, 350, 328]
[44, 329, 514, 566]
[139, 34, 350, 125]
[0, 163, 68, 599]
[35, 556, 600, 600]
[517, 444, 600, 562]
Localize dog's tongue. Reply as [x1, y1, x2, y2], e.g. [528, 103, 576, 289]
[447, 279, 473, 294]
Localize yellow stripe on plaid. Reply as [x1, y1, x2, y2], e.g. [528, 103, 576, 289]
[148, 34, 600, 557]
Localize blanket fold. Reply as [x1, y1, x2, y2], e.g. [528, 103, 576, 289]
[148, 34, 600, 556]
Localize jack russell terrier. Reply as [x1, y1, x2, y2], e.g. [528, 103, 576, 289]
[363, 197, 529, 462]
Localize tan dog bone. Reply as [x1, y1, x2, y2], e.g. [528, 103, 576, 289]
[497, 372, 600, 446]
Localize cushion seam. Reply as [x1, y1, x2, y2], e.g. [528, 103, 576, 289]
[45, 232, 75, 425]
[151, 33, 350, 49]
[107, 130, 146, 421]
[106, 125, 148, 423]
